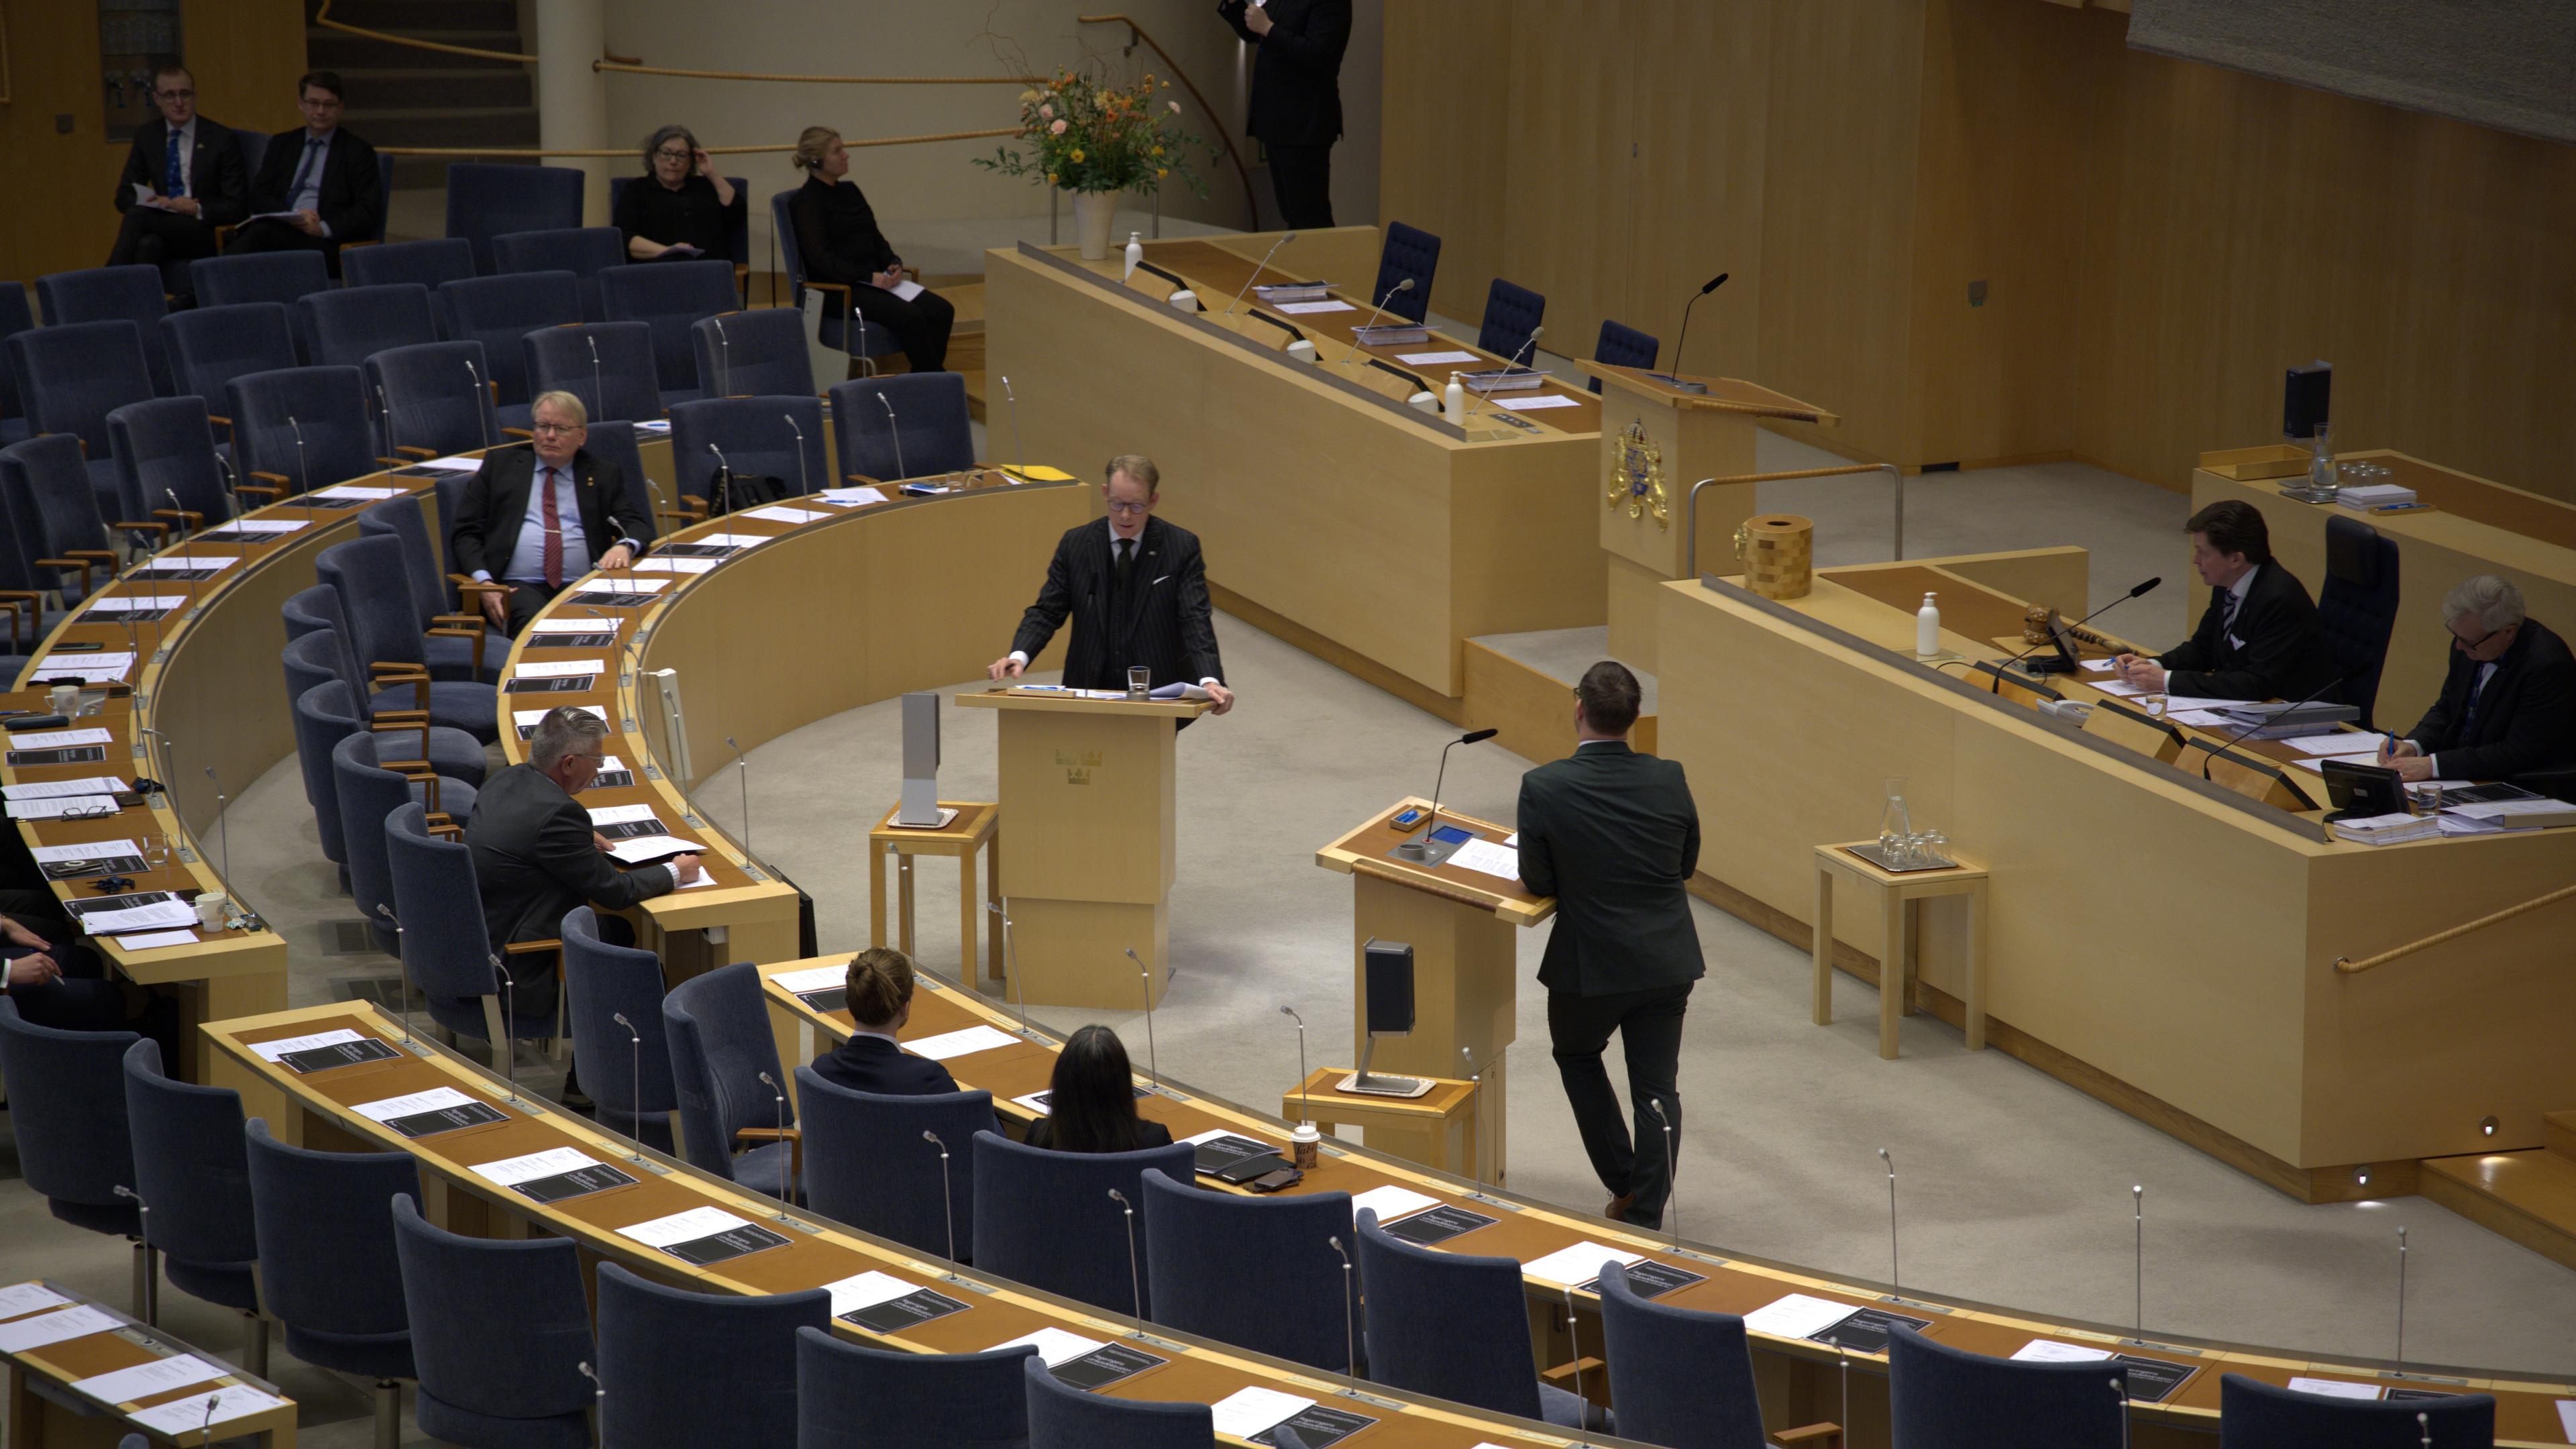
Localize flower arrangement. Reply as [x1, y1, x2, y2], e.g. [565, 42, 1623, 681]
[975, 68, 1209, 198]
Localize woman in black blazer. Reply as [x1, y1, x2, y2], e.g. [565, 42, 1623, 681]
[807, 949, 961, 1097]
[1022, 1025, 1171, 1152]
[786, 125, 955, 374]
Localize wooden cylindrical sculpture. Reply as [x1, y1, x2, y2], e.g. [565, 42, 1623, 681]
[1733, 514, 1814, 599]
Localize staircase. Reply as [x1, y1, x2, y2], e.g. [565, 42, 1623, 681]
[2418, 1110, 2576, 1269]
[305, 0, 537, 197]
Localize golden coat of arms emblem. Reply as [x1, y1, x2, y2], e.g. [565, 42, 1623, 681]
[1607, 419, 1668, 529]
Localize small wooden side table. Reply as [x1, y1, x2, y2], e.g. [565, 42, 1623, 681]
[869, 802, 1000, 986]
[1812, 841, 1988, 1060]
[1283, 1068, 1483, 1182]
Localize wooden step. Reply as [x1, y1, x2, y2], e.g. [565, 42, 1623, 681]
[2545, 1109, 2576, 1161]
[1462, 638, 1656, 761]
[2418, 1148, 2576, 1271]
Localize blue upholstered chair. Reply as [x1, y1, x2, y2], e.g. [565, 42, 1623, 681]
[446, 164, 586, 274]
[828, 372, 973, 484]
[386, 802, 565, 1049]
[0, 1002, 147, 1311]
[439, 271, 582, 417]
[345, 237, 478, 305]
[299, 283, 439, 371]
[1353, 1208, 1595, 1430]
[661, 961, 800, 1198]
[366, 341, 504, 462]
[356, 495, 500, 682]
[1139, 1169, 1354, 1372]
[163, 303, 300, 428]
[610, 175, 750, 268]
[1598, 1260, 1784, 1448]
[595, 1263, 826, 1449]
[971, 1132, 1193, 1318]
[524, 321, 662, 425]
[109, 397, 237, 535]
[1887, 1327, 2124, 1449]
[562, 906, 678, 1150]
[769, 189, 901, 376]
[228, 126, 271, 178]
[490, 227, 625, 323]
[1477, 277, 1547, 362]
[391, 1194, 593, 1449]
[794, 1067, 993, 1260]
[1589, 318, 1660, 393]
[0, 280, 34, 443]
[3, 433, 131, 604]
[668, 395, 828, 508]
[189, 252, 329, 317]
[1022, 1353, 1212, 1449]
[36, 265, 175, 394]
[2318, 515, 2402, 730]
[582, 420, 652, 539]
[796, 1327, 1034, 1449]
[335, 730, 480, 953]
[284, 668, 362, 880]
[2216, 1372, 2494, 1449]
[8, 320, 158, 511]
[1373, 222, 1441, 325]
[692, 307, 811, 400]
[318, 533, 500, 741]
[225, 365, 385, 502]
[123, 1042, 265, 1371]
[284, 624, 492, 790]
[243, 1118, 417, 1444]
[600, 258, 739, 402]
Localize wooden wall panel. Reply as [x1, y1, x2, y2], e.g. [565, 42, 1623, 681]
[1621, 5, 1773, 384]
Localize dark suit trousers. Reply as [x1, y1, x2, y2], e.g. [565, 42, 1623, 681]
[1548, 981, 1690, 1228]
[1265, 144, 1336, 229]
[224, 218, 341, 277]
[5, 913, 134, 1035]
[498, 580, 565, 638]
[843, 283, 956, 375]
[108, 207, 223, 300]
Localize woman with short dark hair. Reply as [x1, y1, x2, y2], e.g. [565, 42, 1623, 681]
[1022, 1025, 1171, 1153]
[614, 123, 741, 262]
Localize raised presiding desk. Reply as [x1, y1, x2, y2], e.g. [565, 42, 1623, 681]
[1656, 549, 2576, 1201]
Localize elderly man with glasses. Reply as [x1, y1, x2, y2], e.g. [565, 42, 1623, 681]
[449, 390, 652, 635]
[2379, 575, 2576, 788]
[107, 62, 248, 305]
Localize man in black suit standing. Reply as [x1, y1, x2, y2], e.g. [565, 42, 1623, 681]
[1516, 661, 1704, 1230]
[2116, 498, 2337, 703]
[107, 64, 248, 306]
[808, 948, 985, 1099]
[2380, 575, 2576, 786]
[223, 70, 380, 278]
[449, 390, 652, 635]
[1218, 0, 1352, 229]
[988, 453, 1236, 714]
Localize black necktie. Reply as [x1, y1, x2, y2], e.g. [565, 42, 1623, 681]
[2461, 663, 2493, 742]
[1115, 537, 1134, 588]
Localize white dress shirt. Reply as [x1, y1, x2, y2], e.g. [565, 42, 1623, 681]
[472, 462, 596, 586]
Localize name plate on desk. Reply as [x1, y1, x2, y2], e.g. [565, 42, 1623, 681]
[276, 1037, 402, 1075]
[7, 746, 109, 767]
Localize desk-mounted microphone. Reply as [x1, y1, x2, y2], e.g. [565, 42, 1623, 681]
[1648, 272, 1728, 393]
[1340, 278, 1415, 363]
[1126, 945, 1157, 1090]
[924, 1130, 957, 1263]
[877, 392, 908, 481]
[1462, 326, 1546, 421]
[1223, 231, 1298, 317]
[1395, 728, 1498, 859]
[1994, 576, 2160, 680]
[1106, 1188, 1146, 1338]
[464, 357, 495, 449]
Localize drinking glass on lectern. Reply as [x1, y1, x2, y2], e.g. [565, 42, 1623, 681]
[1127, 666, 1150, 699]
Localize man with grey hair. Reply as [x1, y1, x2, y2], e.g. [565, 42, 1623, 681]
[466, 707, 701, 1095]
[449, 389, 651, 636]
[2379, 574, 2575, 784]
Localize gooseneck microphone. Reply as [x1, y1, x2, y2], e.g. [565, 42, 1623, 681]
[375, 384, 398, 458]
[610, 1011, 647, 1163]
[1126, 945, 1158, 1090]
[375, 904, 414, 1046]
[1996, 576, 2162, 679]
[757, 1070, 791, 1218]
[286, 415, 311, 498]
[924, 1129, 957, 1263]
[1648, 1097, 1679, 1252]
[1340, 277, 1415, 362]
[710, 315, 733, 398]
[1327, 1234, 1358, 1395]
[585, 335, 605, 423]
[1651, 272, 1729, 392]
[1879, 1146, 1898, 1291]
[1463, 325, 1546, 421]
[782, 413, 811, 497]
[464, 357, 494, 449]
[486, 951, 523, 1106]
[1419, 728, 1498, 842]
[1000, 375, 1027, 482]
[2202, 667, 2357, 759]
[706, 442, 733, 515]
[876, 392, 907, 481]
[1106, 1188, 1146, 1338]
[1223, 230, 1299, 317]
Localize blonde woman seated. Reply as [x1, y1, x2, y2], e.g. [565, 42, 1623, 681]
[786, 125, 955, 373]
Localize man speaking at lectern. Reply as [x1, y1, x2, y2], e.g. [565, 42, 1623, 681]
[1517, 661, 1703, 1230]
[988, 454, 1236, 715]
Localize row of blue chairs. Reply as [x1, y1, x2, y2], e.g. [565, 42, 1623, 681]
[1364, 219, 1661, 390]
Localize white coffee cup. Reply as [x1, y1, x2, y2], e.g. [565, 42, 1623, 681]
[48, 684, 79, 715]
[194, 894, 229, 931]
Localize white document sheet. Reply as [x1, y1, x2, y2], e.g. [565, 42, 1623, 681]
[129, 1384, 286, 1434]
[513, 705, 607, 730]
[138, 553, 240, 572]
[1273, 299, 1355, 315]
[588, 803, 659, 826]
[1444, 839, 1521, 881]
[2559, 1401, 2576, 1442]
[2287, 732, 2387, 756]
[1349, 1185, 1440, 1224]
[71, 1352, 229, 1405]
[2010, 1340, 2114, 1363]
[891, 278, 926, 301]
[0, 1305, 117, 1352]
[607, 835, 697, 865]
[2167, 709, 2231, 727]
[1397, 350, 1480, 365]
[81, 901, 200, 934]
[29, 655, 133, 684]
[632, 557, 716, 574]
[2289, 753, 2379, 775]
[1521, 1240, 1644, 1287]
[987, 1327, 1104, 1367]
[528, 618, 614, 635]
[1210, 1386, 1315, 1438]
[415, 455, 487, 472]
[739, 505, 830, 525]
[824, 1270, 923, 1316]
[772, 965, 846, 993]
[205, 519, 308, 535]
[5, 796, 121, 820]
[9, 729, 115, 750]
[820, 486, 889, 505]
[120, 929, 201, 949]
[0, 1283, 72, 1318]
[307, 485, 405, 501]
[84, 595, 189, 613]
[1493, 394, 1582, 411]
[250, 1028, 366, 1062]
[2286, 1377, 2383, 1399]
[904, 1025, 1020, 1061]
[1741, 1293, 1858, 1340]
[352, 1086, 482, 1124]
[511, 658, 608, 679]
[2082, 657, 2117, 672]
[472, 1146, 609, 1189]
[615, 1206, 757, 1250]
[635, 419, 671, 433]
[3, 775, 131, 799]
[32, 839, 138, 861]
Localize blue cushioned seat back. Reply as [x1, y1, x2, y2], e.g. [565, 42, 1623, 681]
[356, 495, 452, 627]
[491, 227, 627, 323]
[669, 394, 828, 505]
[345, 238, 477, 303]
[242, 1118, 417, 1377]
[595, 1263, 827, 1449]
[333, 729, 443, 953]
[2215, 1371, 2493, 1449]
[319, 532, 429, 674]
[1373, 222, 1441, 325]
[189, 252, 329, 313]
[446, 164, 586, 275]
[384, 803, 508, 1040]
[971, 1132, 1195, 1316]
[796, 1328, 1034, 1449]
[794, 1067, 993, 1260]
[1589, 318, 1660, 393]
[226, 364, 376, 494]
[10, 319, 157, 455]
[661, 961, 794, 1181]
[561, 906, 678, 1146]
[1476, 276, 1546, 362]
[1599, 1260, 1767, 1448]
[600, 258, 741, 394]
[7, 431, 116, 569]
[1353, 1208, 1545, 1419]
[0, 1000, 142, 1233]
[120, 1040, 257, 1288]
[366, 341, 503, 462]
[1140, 1169, 1354, 1372]
[828, 372, 973, 484]
[439, 272, 581, 406]
[581, 420, 649, 542]
[299, 283, 438, 372]
[0, 280, 34, 426]
[38, 266, 174, 394]
[164, 303, 300, 413]
[289, 676, 356, 865]
[391, 1193, 592, 1446]
[1022, 1352, 1212, 1449]
[108, 396, 235, 528]
[2316, 515, 2402, 731]
[523, 321, 662, 425]
[1888, 1327, 2125, 1449]
[692, 307, 810, 400]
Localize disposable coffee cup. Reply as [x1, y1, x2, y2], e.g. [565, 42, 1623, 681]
[195, 894, 229, 931]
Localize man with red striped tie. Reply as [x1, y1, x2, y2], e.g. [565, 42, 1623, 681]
[450, 391, 652, 635]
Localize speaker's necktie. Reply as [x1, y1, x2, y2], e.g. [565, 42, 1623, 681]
[164, 129, 184, 197]
[540, 468, 565, 590]
[1115, 536, 1135, 588]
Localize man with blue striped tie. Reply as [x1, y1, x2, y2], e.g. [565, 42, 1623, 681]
[223, 70, 381, 277]
[108, 62, 247, 305]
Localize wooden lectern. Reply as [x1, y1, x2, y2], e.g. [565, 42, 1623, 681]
[1316, 798, 1554, 1181]
[1581, 364, 1839, 672]
[956, 688, 1212, 1008]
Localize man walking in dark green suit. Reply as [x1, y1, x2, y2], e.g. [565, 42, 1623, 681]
[1517, 661, 1705, 1230]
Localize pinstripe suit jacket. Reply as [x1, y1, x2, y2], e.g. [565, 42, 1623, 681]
[1010, 517, 1224, 692]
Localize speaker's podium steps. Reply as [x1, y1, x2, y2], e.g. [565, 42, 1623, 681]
[2420, 1110, 2576, 1271]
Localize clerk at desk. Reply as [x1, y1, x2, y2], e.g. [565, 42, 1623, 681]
[2116, 500, 2337, 704]
[2379, 575, 2576, 785]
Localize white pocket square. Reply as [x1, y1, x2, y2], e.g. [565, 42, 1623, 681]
[1151, 574, 1171, 585]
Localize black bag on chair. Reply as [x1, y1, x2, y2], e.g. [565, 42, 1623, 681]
[706, 467, 791, 517]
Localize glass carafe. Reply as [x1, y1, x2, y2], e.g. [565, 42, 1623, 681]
[1879, 778, 1914, 859]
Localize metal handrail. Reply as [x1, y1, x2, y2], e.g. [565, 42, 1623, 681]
[1685, 463, 1907, 578]
[2334, 880, 2576, 973]
[376, 130, 1014, 160]
[590, 62, 1040, 84]
[1079, 13, 1263, 229]
[313, 0, 537, 63]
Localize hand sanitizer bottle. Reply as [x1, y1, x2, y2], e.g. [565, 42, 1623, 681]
[1444, 373, 1466, 423]
[1916, 592, 1941, 657]
[1122, 231, 1144, 281]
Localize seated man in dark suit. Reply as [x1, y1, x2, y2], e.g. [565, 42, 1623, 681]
[2115, 498, 2337, 704]
[2380, 575, 2576, 786]
[807, 947, 967, 1096]
[1517, 661, 1704, 1230]
[465, 708, 701, 1037]
[223, 70, 381, 277]
[107, 63, 248, 306]
[449, 390, 650, 635]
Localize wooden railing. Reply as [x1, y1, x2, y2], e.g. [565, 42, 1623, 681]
[313, 0, 538, 63]
[1079, 13, 1262, 229]
[2334, 880, 2576, 973]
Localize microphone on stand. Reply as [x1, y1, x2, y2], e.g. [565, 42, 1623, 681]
[1327, 1234, 1358, 1395]
[999, 375, 1028, 482]
[1339, 278, 1415, 363]
[726, 735, 753, 865]
[2394, 1224, 2408, 1371]
[204, 765, 232, 908]
[706, 442, 733, 517]
[578, 1362, 604, 1449]
[2199, 668, 2358, 759]
[486, 952, 523, 1106]
[196, 1391, 221, 1447]
[286, 415, 311, 498]
[1995, 576, 2162, 682]
[2112, 1377, 2133, 1449]
[710, 315, 734, 398]
[376, 383, 398, 459]
[1395, 728, 1498, 859]
[782, 413, 811, 498]
[374, 904, 415, 1048]
[1126, 945, 1157, 1091]
[1000, 898, 1031, 1037]
[876, 392, 907, 482]
[757, 1070, 792, 1220]
[163, 485, 192, 545]
[2129, 1184, 2145, 1344]
[585, 335, 605, 423]
[464, 357, 494, 449]
[1878, 1147, 1898, 1291]
[923, 1129, 957, 1263]
[1647, 1097, 1679, 1252]
[1281, 1006, 1311, 1120]
[1648, 272, 1728, 393]
[610, 1011, 647, 1163]
[1462, 325, 1546, 421]
[1222, 231, 1299, 317]
[1106, 1188, 1146, 1339]
[1459, 1046, 1485, 1187]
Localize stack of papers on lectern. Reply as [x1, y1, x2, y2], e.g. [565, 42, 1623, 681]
[2328, 812, 2440, 846]
[2334, 483, 2416, 511]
